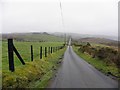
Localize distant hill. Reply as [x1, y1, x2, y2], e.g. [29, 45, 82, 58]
[2, 32, 64, 42]
[77, 37, 118, 47]
[52, 32, 118, 41]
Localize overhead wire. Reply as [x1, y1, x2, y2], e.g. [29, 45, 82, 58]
[59, 0, 66, 44]
[59, 0, 65, 28]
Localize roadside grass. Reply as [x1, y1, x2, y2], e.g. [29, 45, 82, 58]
[2, 40, 66, 88]
[2, 41, 64, 70]
[73, 46, 120, 79]
[2, 43, 66, 88]
[30, 48, 65, 88]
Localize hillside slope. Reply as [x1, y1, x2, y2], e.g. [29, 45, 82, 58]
[77, 37, 118, 47]
[2, 32, 64, 42]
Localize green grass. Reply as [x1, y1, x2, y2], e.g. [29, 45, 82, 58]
[73, 46, 120, 79]
[2, 41, 64, 70]
[23, 34, 64, 42]
[2, 40, 66, 88]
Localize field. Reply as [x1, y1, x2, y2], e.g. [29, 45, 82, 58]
[2, 41, 64, 70]
[2, 33, 64, 42]
[2, 40, 66, 88]
[2, 33, 67, 88]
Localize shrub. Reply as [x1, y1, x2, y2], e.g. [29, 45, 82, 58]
[78, 43, 118, 66]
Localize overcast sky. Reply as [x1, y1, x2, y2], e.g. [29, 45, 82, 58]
[0, 0, 119, 36]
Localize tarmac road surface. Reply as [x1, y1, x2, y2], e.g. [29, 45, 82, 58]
[50, 39, 118, 88]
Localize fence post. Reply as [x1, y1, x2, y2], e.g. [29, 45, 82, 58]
[31, 45, 33, 61]
[13, 45, 25, 65]
[48, 47, 50, 54]
[55, 47, 56, 51]
[40, 46, 42, 59]
[51, 47, 52, 54]
[45, 47, 47, 57]
[54, 47, 55, 52]
[8, 39, 14, 72]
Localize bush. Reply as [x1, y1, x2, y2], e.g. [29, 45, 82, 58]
[78, 43, 118, 66]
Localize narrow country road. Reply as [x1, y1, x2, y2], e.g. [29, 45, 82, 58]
[50, 39, 118, 88]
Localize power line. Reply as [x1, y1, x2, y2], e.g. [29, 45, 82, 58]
[59, 0, 64, 28]
[59, 0, 66, 45]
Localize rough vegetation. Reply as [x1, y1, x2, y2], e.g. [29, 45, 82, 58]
[75, 37, 118, 47]
[73, 42, 120, 79]
[77, 42, 119, 66]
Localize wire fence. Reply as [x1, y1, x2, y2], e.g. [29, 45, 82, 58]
[8, 38, 65, 72]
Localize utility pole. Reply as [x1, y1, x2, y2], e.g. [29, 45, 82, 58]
[64, 34, 66, 45]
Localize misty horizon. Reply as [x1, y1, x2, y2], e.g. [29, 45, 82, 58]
[1, 31, 118, 37]
[1, 31, 118, 41]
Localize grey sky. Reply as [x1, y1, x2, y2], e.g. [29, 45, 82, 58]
[0, 0, 119, 36]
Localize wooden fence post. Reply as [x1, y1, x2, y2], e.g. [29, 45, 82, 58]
[40, 46, 42, 59]
[54, 47, 56, 52]
[51, 47, 52, 54]
[8, 39, 14, 72]
[13, 45, 25, 65]
[31, 45, 33, 61]
[48, 47, 50, 54]
[56, 47, 57, 51]
[8, 39, 26, 72]
[54, 47, 55, 52]
[45, 47, 47, 57]
[55, 47, 56, 51]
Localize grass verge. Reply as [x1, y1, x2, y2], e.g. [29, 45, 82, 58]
[2, 47, 66, 88]
[73, 46, 120, 80]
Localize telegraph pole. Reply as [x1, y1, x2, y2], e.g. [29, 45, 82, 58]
[64, 34, 66, 45]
